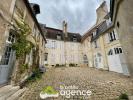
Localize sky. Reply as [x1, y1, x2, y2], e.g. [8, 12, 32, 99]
[30, 0, 110, 35]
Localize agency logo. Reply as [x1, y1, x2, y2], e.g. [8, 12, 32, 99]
[59, 85, 92, 99]
[40, 86, 59, 99]
[40, 85, 92, 99]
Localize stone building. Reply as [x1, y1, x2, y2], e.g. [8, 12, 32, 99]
[41, 21, 82, 67]
[110, 0, 133, 77]
[0, 0, 46, 85]
[82, 1, 109, 70]
[82, 1, 129, 75]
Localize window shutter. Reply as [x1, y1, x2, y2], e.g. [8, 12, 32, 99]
[105, 33, 109, 44]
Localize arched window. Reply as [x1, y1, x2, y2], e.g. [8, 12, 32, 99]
[108, 49, 113, 55]
[83, 55, 88, 64]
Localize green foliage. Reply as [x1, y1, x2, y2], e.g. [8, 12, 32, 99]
[42, 86, 58, 94]
[12, 36, 33, 58]
[33, 68, 42, 79]
[69, 63, 75, 67]
[119, 93, 129, 100]
[27, 68, 42, 83]
[14, 18, 31, 36]
[55, 64, 59, 67]
[45, 64, 48, 66]
[60, 64, 65, 67]
[12, 14, 34, 59]
[69, 63, 79, 67]
[20, 63, 29, 73]
[55, 64, 65, 67]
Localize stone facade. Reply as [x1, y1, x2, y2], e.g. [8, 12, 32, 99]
[82, 1, 129, 76]
[41, 23, 82, 67]
[0, 0, 46, 85]
[0, 0, 14, 62]
[110, 0, 133, 77]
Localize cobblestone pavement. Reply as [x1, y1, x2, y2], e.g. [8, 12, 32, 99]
[19, 67, 133, 100]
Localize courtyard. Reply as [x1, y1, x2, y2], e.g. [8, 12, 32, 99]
[19, 67, 133, 100]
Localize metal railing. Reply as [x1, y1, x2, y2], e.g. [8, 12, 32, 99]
[91, 21, 113, 41]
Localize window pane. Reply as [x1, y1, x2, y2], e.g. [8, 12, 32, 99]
[119, 48, 123, 53]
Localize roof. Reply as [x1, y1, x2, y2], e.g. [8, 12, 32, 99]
[81, 25, 96, 42]
[24, 0, 47, 43]
[40, 25, 81, 42]
[91, 21, 113, 42]
[81, 21, 105, 42]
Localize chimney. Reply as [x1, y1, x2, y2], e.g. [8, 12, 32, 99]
[96, 1, 108, 25]
[63, 21, 68, 37]
[30, 3, 40, 16]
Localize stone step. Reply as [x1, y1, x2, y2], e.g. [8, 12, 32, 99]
[0, 85, 13, 97]
[129, 95, 133, 100]
[0, 86, 20, 100]
[7, 88, 27, 100]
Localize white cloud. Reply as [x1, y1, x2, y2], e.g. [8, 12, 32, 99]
[30, 0, 110, 35]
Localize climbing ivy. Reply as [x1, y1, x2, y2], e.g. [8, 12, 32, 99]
[12, 15, 34, 59]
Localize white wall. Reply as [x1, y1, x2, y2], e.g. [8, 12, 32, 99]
[45, 39, 82, 66]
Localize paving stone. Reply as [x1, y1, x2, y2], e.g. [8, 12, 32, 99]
[19, 67, 133, 100]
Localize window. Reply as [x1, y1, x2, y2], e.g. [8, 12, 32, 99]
[52, 41, 56, 49]
[117, 21, 120, 28]
[119, 48, 123, 53]
[93, 31, 96, 37]
[94, 41, 98, 48]
[44, 53, 48, 61]
[109, 31, 116, 42]
[108, 49, 113, 55]
[7, 31, 15, 43]
[114, 48, 123, 54]
[106, 18, 111, 26]
[73, 37, 77, 42]
[0, 46, 12, 65]
[83, 55, 88, 64]
[57, 34, 61, 40]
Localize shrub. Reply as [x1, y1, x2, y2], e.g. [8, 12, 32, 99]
[55, 64, 66, 67]
[27, 68, 42, 83]
[69, 63, 75, 67]
[56, 64, 59, 67]
[61, 64, 65, 67]
[119, 93, 129, 100]
[20, 63, 29, 73]
[45, 64, 48, 66]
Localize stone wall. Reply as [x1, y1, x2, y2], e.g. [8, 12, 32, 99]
[0, 0, 14, 62]
[45, 39, 82, 67]
[0, 0, 46, 85]
[113, 0, 133, 77]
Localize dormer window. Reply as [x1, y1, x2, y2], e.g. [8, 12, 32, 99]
[106, 18, 112, 26]
[94, 40, 98, 48]
[93, 30, 96, 37]
[57, 34, 61, 40]
[73, 35, 77, 42]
